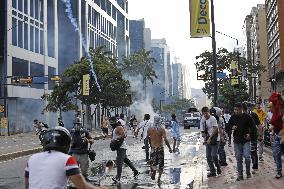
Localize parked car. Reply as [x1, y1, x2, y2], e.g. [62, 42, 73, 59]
[183, 111, 201, 129]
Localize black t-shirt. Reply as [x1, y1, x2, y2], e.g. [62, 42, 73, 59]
[70, 128, 91, 154]
[246, 112, 259, 141]
[228, 113, 255, 143]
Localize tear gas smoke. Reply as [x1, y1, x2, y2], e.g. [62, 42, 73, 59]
[126, 75, 158, 122]
[61, 0, 101, 91]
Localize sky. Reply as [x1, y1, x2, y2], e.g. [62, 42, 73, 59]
[128, 0, 266, 89]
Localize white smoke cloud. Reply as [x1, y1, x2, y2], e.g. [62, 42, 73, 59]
[61, 0, 101, 91]
[125, 75, 158, 122]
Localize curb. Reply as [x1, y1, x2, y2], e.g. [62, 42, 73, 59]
[0, 134, 109, 163]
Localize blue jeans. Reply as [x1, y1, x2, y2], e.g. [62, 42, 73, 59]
[218, 141, 226, 163]
[206, 142, 220, 174]
[234, 142, 251, 176]
[273, 135, 282, 174]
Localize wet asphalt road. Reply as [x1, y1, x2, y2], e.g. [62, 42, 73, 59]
[0, 128, 203, 189]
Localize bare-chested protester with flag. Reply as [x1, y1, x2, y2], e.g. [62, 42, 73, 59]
[147, 116, 172, 185]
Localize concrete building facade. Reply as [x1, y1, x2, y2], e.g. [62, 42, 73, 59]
[151, 39, 170, 102]
[0, 0, 129, 133]
[265, 0, 284, 94]
[250, 5, 270, 102]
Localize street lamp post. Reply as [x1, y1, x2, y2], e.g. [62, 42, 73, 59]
[273, 60, 276, 92]
[211, 0, 218, 107]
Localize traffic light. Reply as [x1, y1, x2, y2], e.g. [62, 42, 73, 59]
[19, 77, 32, 84]
[50, 76, 61, 81]
[11, 77, 20, 84]
[11, 77, 32, 84]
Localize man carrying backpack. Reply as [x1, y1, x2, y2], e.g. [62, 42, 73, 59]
[109, 116, 139, 183]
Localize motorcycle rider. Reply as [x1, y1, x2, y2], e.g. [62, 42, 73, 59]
[24, 126, 105, 189]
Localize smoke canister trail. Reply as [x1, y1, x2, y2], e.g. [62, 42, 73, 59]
[61, 0, 101, 91]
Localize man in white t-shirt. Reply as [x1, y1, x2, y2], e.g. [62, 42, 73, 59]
[200, 107, 221, 177]
[24, 127, 105, 189]
[135, 114, 153, 162]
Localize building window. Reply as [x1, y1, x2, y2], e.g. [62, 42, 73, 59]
[18, 20, 23, 48]
[30, 0, 34, 17]
[35, 0, 39, 19]
[95, 0, 101, 6]
[35, 28, 39, 53]
[47, 0, 55, 58]
[24, 0, 28, 14]
[30, 62, 44, 89]
[40, 30, 44, 54]
[12, 0, 17, 9]
[40, 0, 44, 22]
[112, 5, 116, 20]
[24, 22, 28, 50]
[106, 0, 111, 16]
[30, 25, 34, 51]
[12, 57, 29, 77]
[101, 0, 106, 11]
[12, 18, 17, 46]
[18, 0, 23, 12]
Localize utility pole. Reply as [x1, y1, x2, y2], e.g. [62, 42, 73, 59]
[211, 0, 217, 106]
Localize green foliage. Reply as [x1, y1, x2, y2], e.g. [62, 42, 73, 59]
[42, 46, 132, 113]
[194, 48, 265, 108]
[41, 85, 77, 116]
[162, 97, 196, 114]
[121, 48, 157, 83]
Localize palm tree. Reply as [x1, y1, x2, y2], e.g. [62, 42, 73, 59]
[122, 48, 157, 99]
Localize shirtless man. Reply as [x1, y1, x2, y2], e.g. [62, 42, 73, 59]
[147, 116, 172, 184]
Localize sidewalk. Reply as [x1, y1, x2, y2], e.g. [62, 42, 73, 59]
[201, 144, 284, 189]
[0, 129, 105, 162]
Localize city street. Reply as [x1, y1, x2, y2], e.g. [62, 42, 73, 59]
[0, 128, 204, 189]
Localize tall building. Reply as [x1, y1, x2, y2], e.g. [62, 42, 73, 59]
[0, 0, 129, 133]
[144, 28, 151, 51]
[182, 65, 192, 99]
[249, 5, 270, 102]
[151, 38, 170, 102]
[265, 0, 284, 94]
[172, 60, 183, 99]
[244, 15, 255, 101]
[129, 19, 145, 54]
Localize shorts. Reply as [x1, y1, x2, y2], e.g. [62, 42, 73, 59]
[150, 147, 164, 170]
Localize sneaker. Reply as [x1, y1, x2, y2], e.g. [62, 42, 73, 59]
[252, 169, 257, 174]
[275, 173, 282, 179]
[247, 173, 252, 179]
[217, 168, 222, 175]
[207, 172, 217, 177]
[236, 175, 244, 181]
[112, 177, 120, 183]
[134, 171, 140, 179]
[259, 157, 264, 162]
[220, 162, 228, 166]
[151, 172, 156, 180]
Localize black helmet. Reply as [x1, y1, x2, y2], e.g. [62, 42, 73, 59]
[42, 126, 71, 154]
[210, 107, 217, 115]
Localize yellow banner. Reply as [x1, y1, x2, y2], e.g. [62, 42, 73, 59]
[82, 74, 90, 96]
[190, 0, 211, 38]
[230, 60, 239, 85]
[0, 117, 8, 128]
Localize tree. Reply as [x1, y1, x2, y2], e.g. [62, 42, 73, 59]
[121, 48, 157, 98]
[161, 96, 196, 114]
[194, 48, 265, 108]
[41, 85, 77, 119]
[42, 47, 132, 116]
